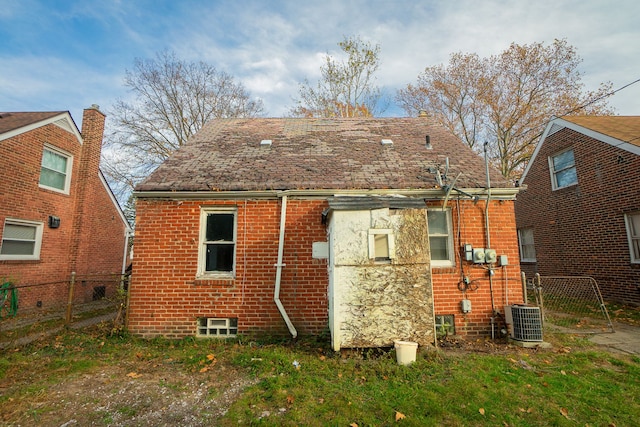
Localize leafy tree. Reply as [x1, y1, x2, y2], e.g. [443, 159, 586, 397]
[397, 39, 614, 179]
[290, 36, 386, 117]
[102, 50, 264, 201]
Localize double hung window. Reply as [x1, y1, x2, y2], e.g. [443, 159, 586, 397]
[0, 219, 44, 260]
[39, 145, 72, 193]
[198, 208, 236, 277]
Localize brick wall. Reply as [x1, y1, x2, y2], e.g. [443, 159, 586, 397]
[516, 128, 640, 305]
[0, 108, 128, 309]
[129, 197, 522, 339]
[128, 199, 330, 338]
[429, 199, 524, 337]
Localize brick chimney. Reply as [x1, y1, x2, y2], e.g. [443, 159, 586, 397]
[70, 105, 107, 274]
[80, 104, 106, 174]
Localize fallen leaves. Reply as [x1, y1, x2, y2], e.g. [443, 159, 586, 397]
[395, 411, 406, 421]
[479, 408, 485, 416]
[126, 372, 142, 379]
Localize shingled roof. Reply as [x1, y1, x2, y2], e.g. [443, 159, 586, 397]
[136, 117, 511, 193]
[0, 111, 67, 134]
[562, 116, 640, 148]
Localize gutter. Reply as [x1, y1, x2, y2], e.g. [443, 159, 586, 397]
[274, 195, 298, 338]
[133, 187, 521, 201]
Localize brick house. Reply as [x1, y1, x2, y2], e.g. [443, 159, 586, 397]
[129, 117, 523, 349]
[515, 116, 640, 305]
[0, 106, 132, 310]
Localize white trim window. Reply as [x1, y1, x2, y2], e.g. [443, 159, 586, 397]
[39, 145, 73, 193]
[625, 212, 640, 264]
[428, 209, 454, 267]
[0, 219, 44, 260]
[517, 228, 537, 262]
[197, 208, 237, 277]
[368, 228, 395, 262]
[549, 148, 577, 190]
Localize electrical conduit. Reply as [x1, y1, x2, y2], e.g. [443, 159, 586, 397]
[274, 195, 298, 338]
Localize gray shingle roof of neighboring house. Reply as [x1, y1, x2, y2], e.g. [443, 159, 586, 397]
[135, 117, 512, 193]
[0, 111, 66, 134]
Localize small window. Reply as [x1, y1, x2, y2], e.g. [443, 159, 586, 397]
[197, 317, 238, 337]
[549, 148, 577, 190]
[435, 314, 455, 338]
[39, 145, 72, 193]
[625, 212, 640, 264]
[368, 229, 395, 262]
[518, 228, 537, 262]
[428, 209, 454, 267]
[0, 219, 44, 260]
[197, 208, 236, 277]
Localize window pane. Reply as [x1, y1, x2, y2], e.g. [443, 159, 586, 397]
[42, 149, 67, 173]
[0, 240, 35, 255]
[553, 150, 574, 170]
[374, 234, 389, 258]
[4, 223, 36, 240]
[629, 214, 640, 237]
[40, 168, 66, 189]
[556, 167, 577, 187]
[206, 214, 234, 241]
[205, 244, 234, 271]
[430, 236, 449, 260]
[428, 211, 447, 234]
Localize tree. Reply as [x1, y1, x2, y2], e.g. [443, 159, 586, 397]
[290, 36, 386, 117]
[397, 39, 614, 180]
[102, 50, 264, 202]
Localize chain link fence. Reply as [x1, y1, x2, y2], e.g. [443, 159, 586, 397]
[0, 272, 128, 348]
[523, 273, 614, 334]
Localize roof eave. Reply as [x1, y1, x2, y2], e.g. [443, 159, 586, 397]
[133, 187, 520, 201]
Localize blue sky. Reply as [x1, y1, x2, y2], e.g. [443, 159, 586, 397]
[1, 0, 639, 123]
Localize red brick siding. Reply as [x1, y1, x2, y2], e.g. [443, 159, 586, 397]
[429, 200, 524, 336]
[0, 110, 127, 309]
[129, 197, 522, 339]
[516, 128, 640, 304]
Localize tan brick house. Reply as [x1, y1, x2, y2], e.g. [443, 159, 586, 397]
[0, 106, 132, 311]
[130, 117, 522, 348]
[515, 116, 640, 305]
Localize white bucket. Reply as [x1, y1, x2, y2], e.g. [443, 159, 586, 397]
[394, 340, 418, 365]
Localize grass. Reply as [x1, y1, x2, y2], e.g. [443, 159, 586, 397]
[0, 326, 638, 426]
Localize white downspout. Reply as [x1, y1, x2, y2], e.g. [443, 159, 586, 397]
[120, 230, 133, 284]
[274, 195, 298, 338]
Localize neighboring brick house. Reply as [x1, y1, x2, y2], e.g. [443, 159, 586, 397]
[515, 116, 640, 305]
[130, 117, 522, 349]
[0, 106, 132, 311]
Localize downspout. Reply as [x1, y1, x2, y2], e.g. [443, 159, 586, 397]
[484, 142, 497, 338]
[274, 195, 298, 338]
[121, 230, 132, 279]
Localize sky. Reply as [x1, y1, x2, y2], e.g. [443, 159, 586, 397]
[1, 0, 639, 124]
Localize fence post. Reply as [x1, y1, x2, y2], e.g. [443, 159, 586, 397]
[521, 271, 527, 305]
[534, 273, 544, 325]
[65, 272, 76, 326]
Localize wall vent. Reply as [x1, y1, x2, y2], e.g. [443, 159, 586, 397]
[504, 305, 543, 342]
[260, 139, 272, 146]
[381, 139, 393, 145]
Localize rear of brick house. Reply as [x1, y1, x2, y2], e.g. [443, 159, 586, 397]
[129, 117, 523, 349]
[515, 116, 640, 305]
[0, 106, 132, 311]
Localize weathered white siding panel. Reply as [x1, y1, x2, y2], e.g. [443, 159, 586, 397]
[328, 208, 435, 350]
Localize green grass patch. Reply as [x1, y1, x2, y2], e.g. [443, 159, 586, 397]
[0, 328, 638, 426]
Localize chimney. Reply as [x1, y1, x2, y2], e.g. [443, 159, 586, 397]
[80, 104, 106, 175]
